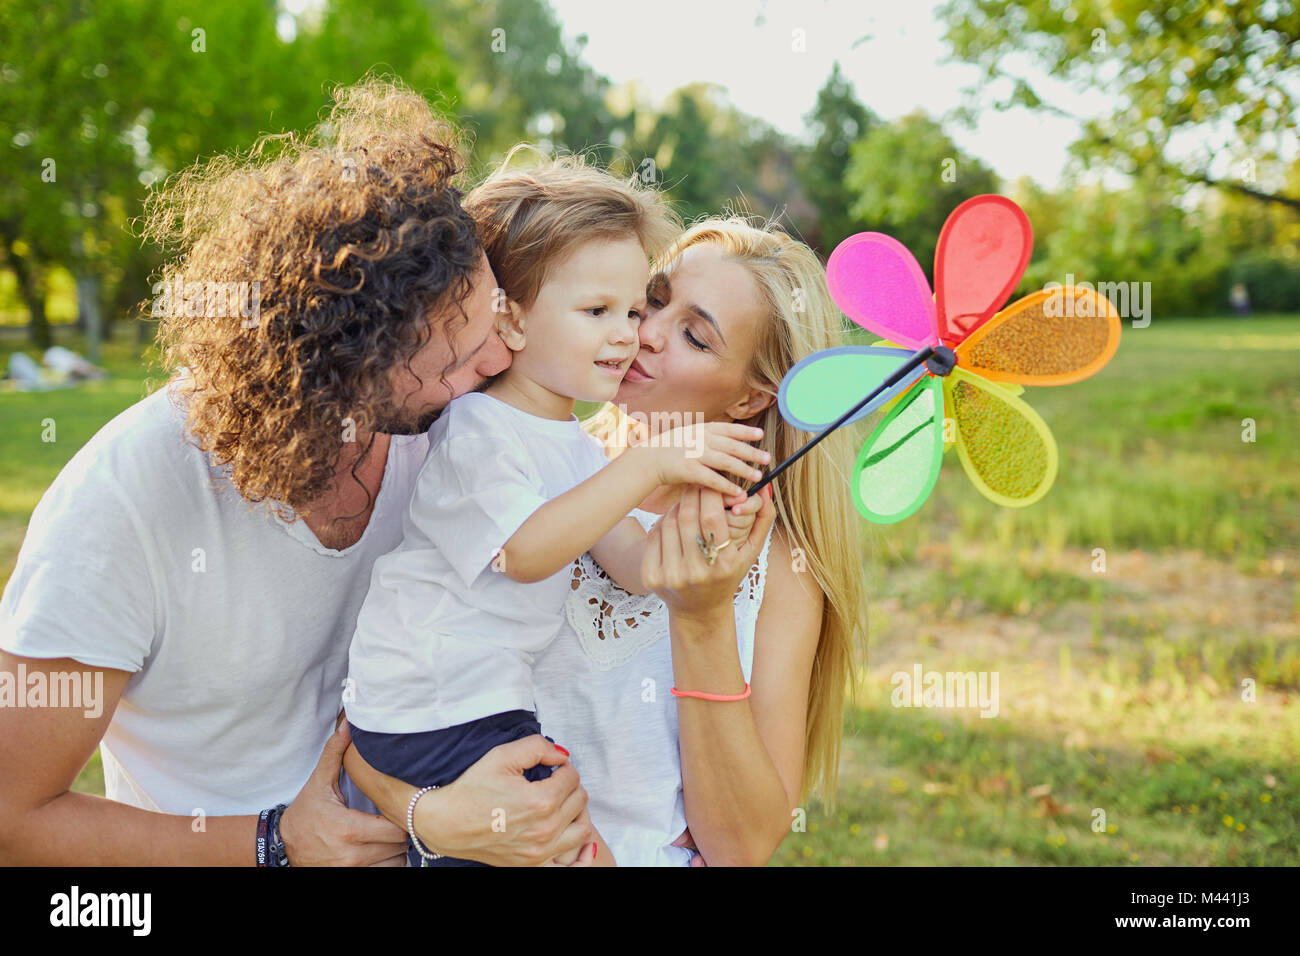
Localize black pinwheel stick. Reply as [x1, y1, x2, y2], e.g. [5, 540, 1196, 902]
[748, 344, 955, 497]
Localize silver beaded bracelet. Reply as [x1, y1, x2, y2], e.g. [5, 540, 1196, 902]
[407, 785, 442, 863]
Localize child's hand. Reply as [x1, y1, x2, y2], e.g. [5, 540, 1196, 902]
[722, 485, 765, 545]
[630, 422, 769, 498]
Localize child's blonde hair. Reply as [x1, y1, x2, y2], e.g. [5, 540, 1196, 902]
[584, 216, 867, 810]
[464, 145, 681, 308]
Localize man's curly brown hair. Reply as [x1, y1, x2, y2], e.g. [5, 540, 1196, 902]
[141, 75, 481, 522]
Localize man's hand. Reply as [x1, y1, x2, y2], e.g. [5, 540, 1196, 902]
[278, 718, 409, 866]
[545, 807, 594, 865]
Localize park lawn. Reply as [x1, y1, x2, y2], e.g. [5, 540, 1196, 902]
[1, 316, 1297, 865]
[0, 334, 165, 584]
[770, 313, 1299, 866]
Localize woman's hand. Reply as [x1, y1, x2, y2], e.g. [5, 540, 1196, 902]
[628, 422, 769, 499]
[342, 735, 596, 866]
[641, 483, 776, 622]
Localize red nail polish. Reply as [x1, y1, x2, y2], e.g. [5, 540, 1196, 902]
[593, 842, 598, 860]
[554, 744, 570, 757]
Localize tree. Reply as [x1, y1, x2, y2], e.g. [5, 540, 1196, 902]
[640, 85, 731, 222]
[800, 62, 878, 252]
[0, 0, 161, 350]
[425, 0, 624, 168]
[627, 83, 811, 234]
[1015, 169, 1228, 317]
[844, 112, 1000, 279]
[939, 0, 1300, 211]
[0, 0, 464, 346]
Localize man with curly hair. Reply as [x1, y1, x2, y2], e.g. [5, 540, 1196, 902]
[0, 78, 596, 866]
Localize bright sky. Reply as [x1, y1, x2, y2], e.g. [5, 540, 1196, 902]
[546, 0, 1114, 189]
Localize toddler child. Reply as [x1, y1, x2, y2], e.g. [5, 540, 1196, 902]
[346, 155, 770, 866]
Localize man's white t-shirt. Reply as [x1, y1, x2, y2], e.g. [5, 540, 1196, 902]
[346, 391, 612, 735]
[0, 378, 429, 816]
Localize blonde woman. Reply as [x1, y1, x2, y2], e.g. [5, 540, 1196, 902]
[348, 217, 866, 866]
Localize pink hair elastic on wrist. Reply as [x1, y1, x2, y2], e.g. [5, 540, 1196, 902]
[670, 683, 751, 701]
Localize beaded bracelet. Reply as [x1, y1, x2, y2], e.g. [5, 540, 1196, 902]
[407, 785, 442, 864]
[670, 682, 751, 701]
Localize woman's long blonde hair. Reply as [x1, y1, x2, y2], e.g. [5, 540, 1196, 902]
[584, 216, 867, 808]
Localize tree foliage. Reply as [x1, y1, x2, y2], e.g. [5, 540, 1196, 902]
[0, 0, 463, 344]
[939, 0, 1300, 210]
[800, 62, 878, 251]
[845, 112, 999, 278]
[3, 0, 1295, 347]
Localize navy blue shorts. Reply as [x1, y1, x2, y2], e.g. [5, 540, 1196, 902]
[348, 709, 555, 868]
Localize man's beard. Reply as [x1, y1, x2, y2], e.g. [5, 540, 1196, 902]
[371, 377, 490, 435]
[373, 405, 442, 435]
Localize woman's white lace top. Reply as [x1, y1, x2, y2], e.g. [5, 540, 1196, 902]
[532, 507, 775, 866]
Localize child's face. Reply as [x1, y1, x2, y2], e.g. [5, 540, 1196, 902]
[503, 236, 648, 404]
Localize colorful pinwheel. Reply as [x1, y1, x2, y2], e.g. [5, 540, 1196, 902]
[772, 195, 1121, 524]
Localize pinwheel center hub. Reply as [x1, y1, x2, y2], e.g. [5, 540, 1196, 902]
[924, 345, 958, 377]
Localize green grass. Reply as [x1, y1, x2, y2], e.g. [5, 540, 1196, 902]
[848, 314, 1300, 568]
[0, 334, 164, 583]
[2, 316, 1298, 863]
[766, 314, 1300, 866]
[775, 692, 1296, 866]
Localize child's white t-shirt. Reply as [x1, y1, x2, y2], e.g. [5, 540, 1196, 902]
[346, 391, 613, 735]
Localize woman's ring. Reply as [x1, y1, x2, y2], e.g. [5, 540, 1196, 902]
[695, 533, 732, 566]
